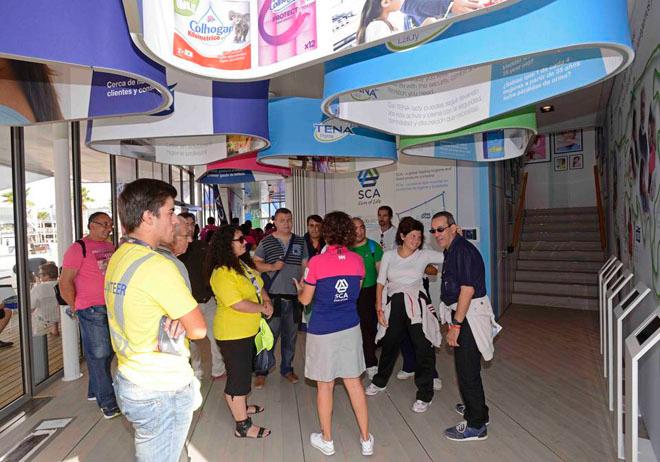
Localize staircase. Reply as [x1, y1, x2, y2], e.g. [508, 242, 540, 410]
[512, 207, 604, 310]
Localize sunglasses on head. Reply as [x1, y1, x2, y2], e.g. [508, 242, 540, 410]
[232, 236, 246, 243]
[429, 225, 450, 234]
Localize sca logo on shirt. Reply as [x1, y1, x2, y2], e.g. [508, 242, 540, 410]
[313, 119, 355, 143]
[357, 169, 381, 205]
[334, 279, 349, 302]
[188, 6, 233, 42]
[350, 88, 379, 101]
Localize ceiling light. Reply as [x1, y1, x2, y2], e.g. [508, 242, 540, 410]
[540, 105, 554, 113]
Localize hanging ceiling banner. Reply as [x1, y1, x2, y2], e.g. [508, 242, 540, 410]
[198, 151, 290, 184]
[0, 0, 170, 126]
[399, 108, 536, 162]
[257, 97, 396, 173]
[122, 0, 522, 81]
[322, 0, 634, 136]
[86, 70, 269, 166]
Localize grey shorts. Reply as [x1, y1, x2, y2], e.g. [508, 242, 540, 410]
[305, 324, 366, 382]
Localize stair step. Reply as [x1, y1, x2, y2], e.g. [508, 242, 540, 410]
[515, 270, 597, 285]
[514, 281, 598, 298]
[518, 250, 604, 262]
[512, 293, 598, 310]
[524, 213, 599, 224]
[520, 241, 602, 251]
[525, 207, 597, 216]
[524, 222, 599, 233]
[522, 231, 601, 242]
[517, 260, 603, 272]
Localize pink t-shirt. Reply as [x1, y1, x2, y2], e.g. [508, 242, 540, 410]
[62, 237, 115, 310]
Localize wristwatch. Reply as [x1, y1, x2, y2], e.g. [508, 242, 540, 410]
[451, 319, 464, 326]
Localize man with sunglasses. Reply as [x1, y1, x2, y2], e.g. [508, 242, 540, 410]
[430, 211, 492, 442]
[60, 212, 120, 419]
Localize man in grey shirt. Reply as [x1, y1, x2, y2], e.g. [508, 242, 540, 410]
[253, 208, 308, 388]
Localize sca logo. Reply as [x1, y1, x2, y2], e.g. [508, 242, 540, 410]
[350, 88, 379, 101]
[270, 0, 296, 13]
[189, 6, 233, 42]
[313, 119, 355, 143]
[357, 169, 381, 201]
[334, 279, 349, 302]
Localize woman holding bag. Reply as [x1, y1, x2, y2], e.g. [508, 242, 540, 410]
[207, 225, 274, 439]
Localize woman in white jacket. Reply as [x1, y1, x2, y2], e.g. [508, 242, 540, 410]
[365, 217, 443, 413]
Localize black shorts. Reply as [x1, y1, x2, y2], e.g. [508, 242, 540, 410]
[217, 336, 256, 397]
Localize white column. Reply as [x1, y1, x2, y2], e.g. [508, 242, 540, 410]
[53, 123, 81, 382]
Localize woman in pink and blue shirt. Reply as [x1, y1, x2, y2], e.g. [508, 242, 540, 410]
[295, 211, 374, 457]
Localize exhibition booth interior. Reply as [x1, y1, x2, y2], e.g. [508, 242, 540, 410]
[0, 0, 658, 460]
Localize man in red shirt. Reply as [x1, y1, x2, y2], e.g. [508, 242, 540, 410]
[59, 212, 120, 419]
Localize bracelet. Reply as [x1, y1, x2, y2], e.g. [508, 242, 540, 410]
[449, 324, 462, 330]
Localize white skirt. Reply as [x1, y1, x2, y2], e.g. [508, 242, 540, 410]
[305, 324, 366, 382]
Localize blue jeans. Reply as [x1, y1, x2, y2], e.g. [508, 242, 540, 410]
[114, 373, 201, 462]
[78, 305, 118, 411]
[256, 298, 297, 376]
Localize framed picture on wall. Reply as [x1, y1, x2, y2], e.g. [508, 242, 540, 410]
[553, 129, 583, 154]
[569, 153, 583, 170]
[554, 155, 568, 172]
[524, 134, 549, 163]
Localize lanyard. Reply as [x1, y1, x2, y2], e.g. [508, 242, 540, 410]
[125, 236, 154, 250]
[241, 261, 262, 304]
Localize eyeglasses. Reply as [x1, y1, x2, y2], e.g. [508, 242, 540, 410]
[429, 226, 450, 234]
[232, 236, 246, 243]
[92, 221, 113, 228]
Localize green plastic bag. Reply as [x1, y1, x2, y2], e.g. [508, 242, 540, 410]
[254, 318, 274, 354]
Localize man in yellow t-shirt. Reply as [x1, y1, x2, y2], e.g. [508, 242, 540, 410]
[105, 179, 207, 462]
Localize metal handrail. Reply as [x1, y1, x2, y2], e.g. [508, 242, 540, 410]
[594, 165, 607, 251]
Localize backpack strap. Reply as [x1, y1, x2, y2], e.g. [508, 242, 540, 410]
[76, 239, 87, 258]
[368, 239, 376, 258]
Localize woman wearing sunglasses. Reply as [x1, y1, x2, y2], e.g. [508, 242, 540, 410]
[207, 226, 274, 439]
[365, 216, 444, 414]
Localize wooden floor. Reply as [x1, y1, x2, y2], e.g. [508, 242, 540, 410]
[0, 319, 63, 408]
[0, 305, 617, 461]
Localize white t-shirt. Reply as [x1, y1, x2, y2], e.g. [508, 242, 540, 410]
[30, 281, 60, 335]
[377, 249, 444, 287]
[370, 226, 397, 252]
[364, 20, 397, 43]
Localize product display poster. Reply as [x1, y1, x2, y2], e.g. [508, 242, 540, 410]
[125, 0, 521, 80]
[0, 1, 171, 126]
[399, 109, 536, 162]
[87, 69, 269, 165]
[322, 0, 633, 136]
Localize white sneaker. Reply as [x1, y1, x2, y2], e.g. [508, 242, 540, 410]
[396, 370, 414, 380]
[366, 366, 378, 380]
[433, 378, 443, 391]
[412, 400, 432, 413]
[310, 432, 335, 455]
[361, 433, 374, 456]
[365, 383, 386, 396]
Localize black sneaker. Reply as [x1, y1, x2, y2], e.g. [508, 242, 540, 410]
[455, 403, 490, 426]
[0, 340, 13, 349]
[102, 407, 121, 420]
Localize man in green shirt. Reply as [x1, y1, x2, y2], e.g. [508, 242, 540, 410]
[350, 217, 384, 379]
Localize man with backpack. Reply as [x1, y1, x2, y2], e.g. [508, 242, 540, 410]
[253, 208, 308, 388]
[350, 217, 383, 380]
[59, 212, 120, 419]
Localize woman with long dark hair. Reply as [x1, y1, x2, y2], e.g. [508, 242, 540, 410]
[356, 0, 403, 44]
[207, 225, 274, 438]
[365, 217, 444, 414]
[294, 211, 373, 456]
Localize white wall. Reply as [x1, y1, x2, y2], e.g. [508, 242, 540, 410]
[524, 128, 597, 210]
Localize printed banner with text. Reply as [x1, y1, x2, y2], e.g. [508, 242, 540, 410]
[322, 0, 633, 136]
[198, 151, 290, 184]
[0, 0, 170, 126]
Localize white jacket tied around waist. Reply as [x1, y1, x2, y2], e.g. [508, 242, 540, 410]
[439, 296, 502, 361]
[376, 280, 442, 347]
